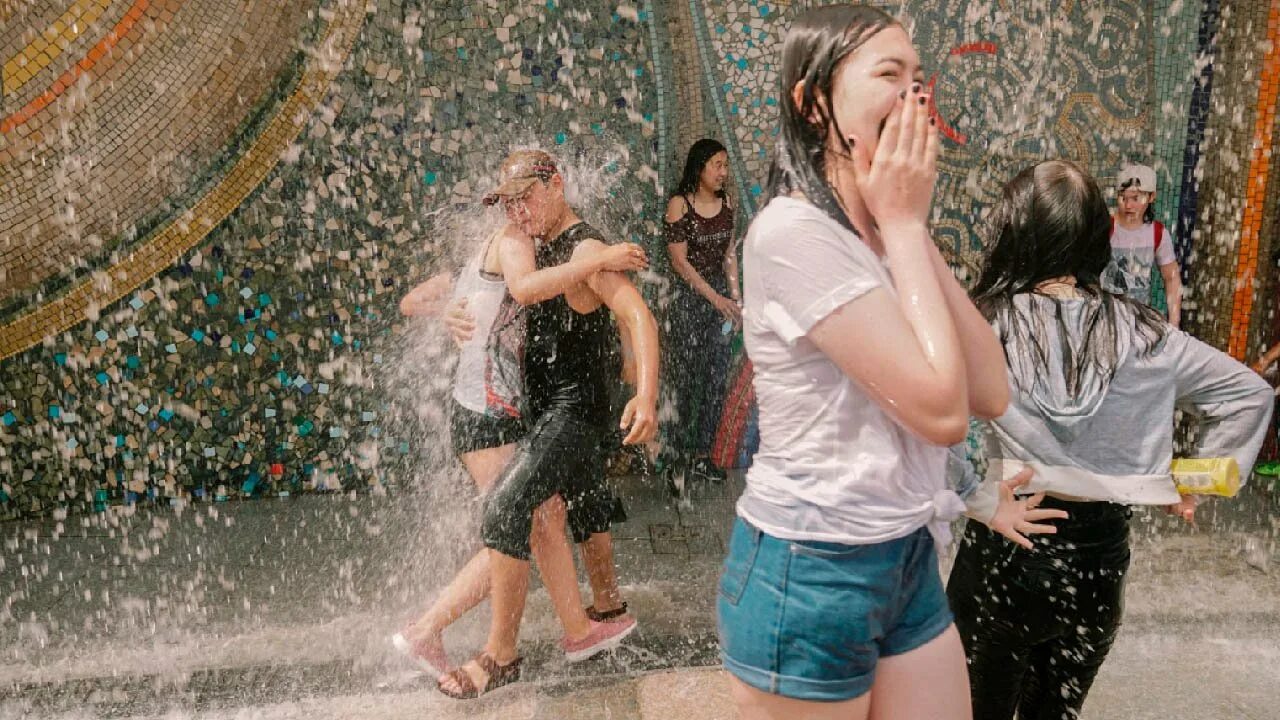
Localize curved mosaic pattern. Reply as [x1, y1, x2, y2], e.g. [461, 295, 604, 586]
[689, 0, 762, 215]
[642, 0, 672, 196]
[0, 0, 314, 304]
[1178, 0, 1273, 351]
[1, 0, 115, 97]
[659, 1, 707, 192]
[687, 0, 1151, 270]
[0, 0, 660, 517]
[695, 0, 781, 212]
[1172, 0, 1220, 331]
[0, 0, 1275, 517]
[0, 0, 365, 362]
[1152, 0, 1203, 242]
[1, 0, 143, 131]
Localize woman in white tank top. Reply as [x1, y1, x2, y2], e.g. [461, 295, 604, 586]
[449, 237, 510, 414]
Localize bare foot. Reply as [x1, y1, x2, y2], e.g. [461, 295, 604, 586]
[393, 625, 449, 677]
[438, 658, 488, 696]
[437, 653, 523, 699]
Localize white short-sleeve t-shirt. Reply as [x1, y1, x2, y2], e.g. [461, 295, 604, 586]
[736, 196, 955, 546]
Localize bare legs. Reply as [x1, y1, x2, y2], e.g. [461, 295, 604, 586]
[729, 625, 972, 720]
[404, 445, 624, 667]
[731, 677, 870, 720]
[402, 445, 511, 649]
[527, 496, 591, 641]
[481, 546, 533, 666]
[867, 626, 971, 720]
[580, 532, 624, 614]
[439, 495, 607, 695]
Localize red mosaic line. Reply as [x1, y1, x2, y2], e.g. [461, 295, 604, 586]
[951, 41, 998, 56]
[0, 0, 151, 135]
[929, 41, 999, 145]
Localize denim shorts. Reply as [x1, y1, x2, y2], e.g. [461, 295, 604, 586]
[716, 517, 954, 701]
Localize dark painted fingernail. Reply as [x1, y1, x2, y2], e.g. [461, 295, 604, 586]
[918, 96, 926, 105]
[899, 90, 907, 99]
[929, 117, 936, 126]
[912, 82, 922, 93]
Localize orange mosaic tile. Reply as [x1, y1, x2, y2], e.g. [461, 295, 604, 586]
[0, 0, 368, 362]
[1227, 0, 1280, 360]
[0, 0, 150, 135]
[1, 0, 114, 96]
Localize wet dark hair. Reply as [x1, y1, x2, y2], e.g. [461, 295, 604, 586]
[674, 138, 728, 198]
[972, 160, 1169, 395]
[1118, 179, 1157, 224]
[766, 4, 897, 233]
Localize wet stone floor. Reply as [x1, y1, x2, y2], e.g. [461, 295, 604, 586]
[1, 473, 1278, 719]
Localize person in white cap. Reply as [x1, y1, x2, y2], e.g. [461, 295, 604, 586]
[1103, 163, 1183, 327]
[392, 219, 648, 682]
[435, 148, 660, 699]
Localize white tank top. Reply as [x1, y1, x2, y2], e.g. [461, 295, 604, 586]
[451, 241, 507, 412]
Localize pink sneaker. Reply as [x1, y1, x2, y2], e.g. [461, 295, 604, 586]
[560, 617, 638, 662]
[391, 630, 450, 679]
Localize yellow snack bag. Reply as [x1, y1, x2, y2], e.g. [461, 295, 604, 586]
[1170, 458, 1240, 497]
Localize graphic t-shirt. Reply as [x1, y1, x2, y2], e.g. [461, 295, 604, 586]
[483, 289, 527, 419]
[1103, 220, 1176, 305]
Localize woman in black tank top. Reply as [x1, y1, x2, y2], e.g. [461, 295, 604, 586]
[660, 139, 740, 490]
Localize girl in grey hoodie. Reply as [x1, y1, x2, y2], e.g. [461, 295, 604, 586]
[946, 159, 1274, 720]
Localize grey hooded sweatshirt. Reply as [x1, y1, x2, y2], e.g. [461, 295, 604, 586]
[953, 293, 1274, 522]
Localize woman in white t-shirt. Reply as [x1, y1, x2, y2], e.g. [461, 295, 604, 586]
[716, 6, 1065, 720]
[1103, 163, 1182, 327]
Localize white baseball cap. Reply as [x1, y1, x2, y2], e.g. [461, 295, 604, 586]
[1117, 163, 1157, 193]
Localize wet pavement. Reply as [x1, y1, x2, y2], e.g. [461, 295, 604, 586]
[2, 471, 1278, 719]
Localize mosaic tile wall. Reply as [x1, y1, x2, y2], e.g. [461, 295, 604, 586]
[1146, 0, 1205, 317]
[0, 0, 662, 517]
[0, 0, 1276, 518]
[0, 0, 315, 309]
[1173, 0, 1279, 358]
[1153, 0, 1205, 242]
[1224, 0, 1279, 361]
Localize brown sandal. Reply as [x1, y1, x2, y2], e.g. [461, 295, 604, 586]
[585, 602, 629, 622]
[436, 652, 523, 700]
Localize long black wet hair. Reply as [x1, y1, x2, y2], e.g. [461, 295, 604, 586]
[1118, 178, 1157, 224]
[972, 160, 1169, 395]
[766, 4, 897, 233]
[674, 138, 728, 198]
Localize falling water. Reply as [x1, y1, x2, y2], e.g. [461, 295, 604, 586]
[0, 0, 1277, 718]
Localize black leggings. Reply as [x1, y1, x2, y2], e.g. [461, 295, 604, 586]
[947, 498, 1132, 720]
[481, 408, 619, 560]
